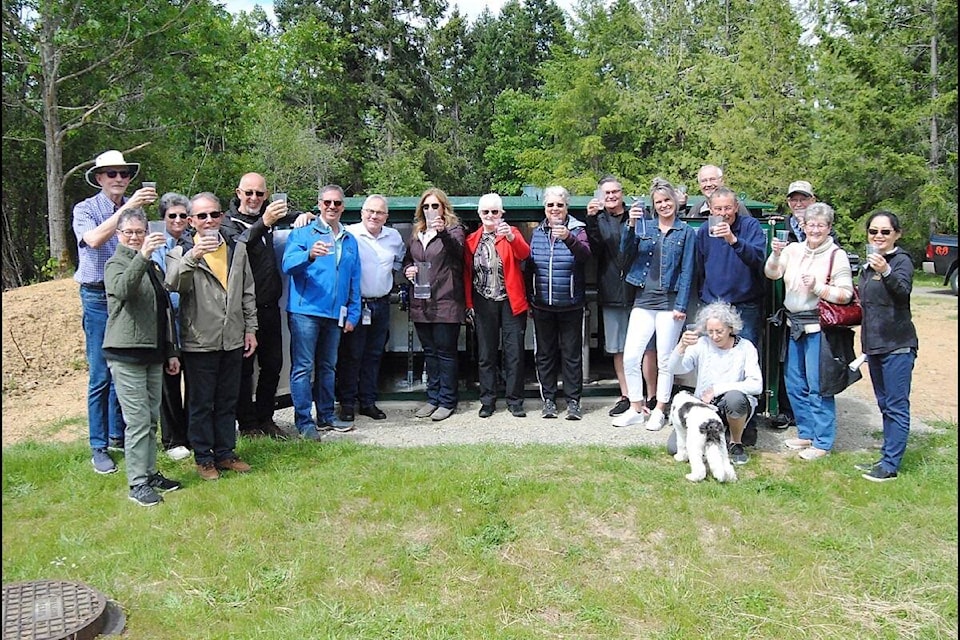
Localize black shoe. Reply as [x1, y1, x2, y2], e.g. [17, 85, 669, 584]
[478, 404, 495, 418]
[260, 420, 289, 440]
[608, 396, 631, 417]
[148, 472, 183, 493]
[541, 399, 558, 419]
[645, 397, 658, 411]
[565, 400, 582, 420]
[854, 460, 880, 472]
[862, 467, 898, 482]
[317, 422, 335, 432]
[339, 406, 355, 422]
[729, 442, 749, 465]
[358, 405, 387, 420]
[508, 404, 527, 418]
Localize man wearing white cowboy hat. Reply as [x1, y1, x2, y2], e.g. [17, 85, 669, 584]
[73, 149, 158, 475]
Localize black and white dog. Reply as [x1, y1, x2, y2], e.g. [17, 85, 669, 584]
[669, 391, 737, 483]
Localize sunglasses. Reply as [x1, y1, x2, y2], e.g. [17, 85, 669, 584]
[421, 202, 442, 211]
[322, 199, 343, 207]
[101, 170, 133, 179]
[118, 229, 146, 238]
[241, 190, 266, 197]
[480, 210, 502, 216]
[166, 213, 189, 220]
[193, 211, 223, 221]
[545, 202, 566, 208]
[868, 228, 893, 236]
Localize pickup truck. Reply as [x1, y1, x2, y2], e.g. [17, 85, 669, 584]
[922, 233, 958, 295]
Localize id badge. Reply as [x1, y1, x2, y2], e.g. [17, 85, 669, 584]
[339, 305, 348, 327]
[362, 304, 372, 325]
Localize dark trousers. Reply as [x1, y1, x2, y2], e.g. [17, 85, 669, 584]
[236, 304, 283, 428]
[336, 298, 391, 409]
[533, 306, 584, 402]
[160, 367, 189, 450]
[473, 295, 526, 408]
[182, 348, 243, 465]
[415, 322, 460, 409]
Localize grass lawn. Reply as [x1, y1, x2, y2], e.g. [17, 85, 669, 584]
[3, 427, 957, 639]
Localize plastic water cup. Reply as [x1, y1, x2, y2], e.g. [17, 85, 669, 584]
[865, 244, 879, 257]
[413, 262, 431, 299]
[708, 215, 723, 236]
[686, 323, 699, 334]
[775, 230, 789, 243]
[148, 220, 165, 235]
[271, 193, 287, 203]
[142, 181, 156, 190]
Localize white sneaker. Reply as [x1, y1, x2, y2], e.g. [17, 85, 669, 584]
[612, 408, 645, 427]
[645, 408, 666, 431]
[166, 446, 191, 461]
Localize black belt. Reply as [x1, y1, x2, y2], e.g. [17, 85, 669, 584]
[362, 294, 390, 304]
[81, 282, 105, 290]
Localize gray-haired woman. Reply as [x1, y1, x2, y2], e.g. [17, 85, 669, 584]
[667, 301, 763, 464]
[765, 202, 854, 461]
[104, 208, 183, 506]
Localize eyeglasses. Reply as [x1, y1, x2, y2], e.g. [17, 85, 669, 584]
[193, 211, 223, 221]
[241, 190, 265, 197]
[322, 199, 343, 207]
[118, 229, 146, 237]
[545, 202, 565, 208]
[101, 170, 133, 179]
[706, 328, 730, 336]
[421, 202, 442, 211]
[602, 188, 622, 195]
[868, 228, 893, 236]
[166, 213, 189, 220]
[480, 210, 502, 216]
[363, 209, 387, 217]
[805, 222, 829, 230]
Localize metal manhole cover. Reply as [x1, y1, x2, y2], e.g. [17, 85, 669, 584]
[2, 580, 108, 640]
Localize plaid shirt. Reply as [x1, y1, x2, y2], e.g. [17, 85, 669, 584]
[73, 191, 123, 284]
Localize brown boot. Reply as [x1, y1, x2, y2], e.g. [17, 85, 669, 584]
[196, 461, 220, 481]
[216, 456, 252, 473]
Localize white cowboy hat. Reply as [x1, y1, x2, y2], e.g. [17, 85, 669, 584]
[84, 150, 140, 188]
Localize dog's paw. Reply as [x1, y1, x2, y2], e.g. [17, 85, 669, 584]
[674, 452, 689, 462]
[685, 472, 705, 482]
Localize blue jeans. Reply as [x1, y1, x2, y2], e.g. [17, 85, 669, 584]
[785, 331, 836, 450]
[415, 322, 460, 409]
[80, 286, 125, 449]
[336, 298, 391, 409]
[733, 300, 763, 356]
[868, 351, 915, 473]
[289, 313, 342, 431]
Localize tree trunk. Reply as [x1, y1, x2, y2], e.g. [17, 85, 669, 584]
[40, 20, 71, 274]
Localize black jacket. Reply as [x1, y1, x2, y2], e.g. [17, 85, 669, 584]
[585, 209, 633, 307]
[858, 249, 918, 356]
[221, 198, 285, 307]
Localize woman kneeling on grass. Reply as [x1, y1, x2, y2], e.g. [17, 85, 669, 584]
[104, 208, 184, 506]
[666, 301, 763, 465]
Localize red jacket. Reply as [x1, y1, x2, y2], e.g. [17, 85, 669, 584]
[464, 226, 530, 317]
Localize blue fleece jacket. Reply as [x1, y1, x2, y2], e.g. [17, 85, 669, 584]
[282, 220, 361, 326]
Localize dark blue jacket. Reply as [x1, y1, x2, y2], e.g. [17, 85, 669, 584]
[528, 216, 591, 309]
[620, 217, 697, 313]
[695, 213, 766, 305]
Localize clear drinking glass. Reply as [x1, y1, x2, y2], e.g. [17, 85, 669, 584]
[413, 261, 432, 299]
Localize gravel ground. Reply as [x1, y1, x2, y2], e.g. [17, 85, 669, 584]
[269, 390, 935, 453]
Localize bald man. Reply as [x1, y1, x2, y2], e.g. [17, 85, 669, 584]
[220, 172, 292, 439]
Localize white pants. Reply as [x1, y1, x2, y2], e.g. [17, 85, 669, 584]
[622, 307, 683, 404]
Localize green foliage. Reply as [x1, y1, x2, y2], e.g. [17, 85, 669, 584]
[2, 0, 956, 285]
[2, 432, 957, 638]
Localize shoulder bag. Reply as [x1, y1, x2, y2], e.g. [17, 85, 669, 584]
[818, 248, 862, 327]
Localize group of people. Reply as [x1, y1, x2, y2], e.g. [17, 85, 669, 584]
[73, 151, 918, 506]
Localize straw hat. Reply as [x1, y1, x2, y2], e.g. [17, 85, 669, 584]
[84, 150, 140, 188]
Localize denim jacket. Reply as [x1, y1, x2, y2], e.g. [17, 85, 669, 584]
[620, 217, 697, 313]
